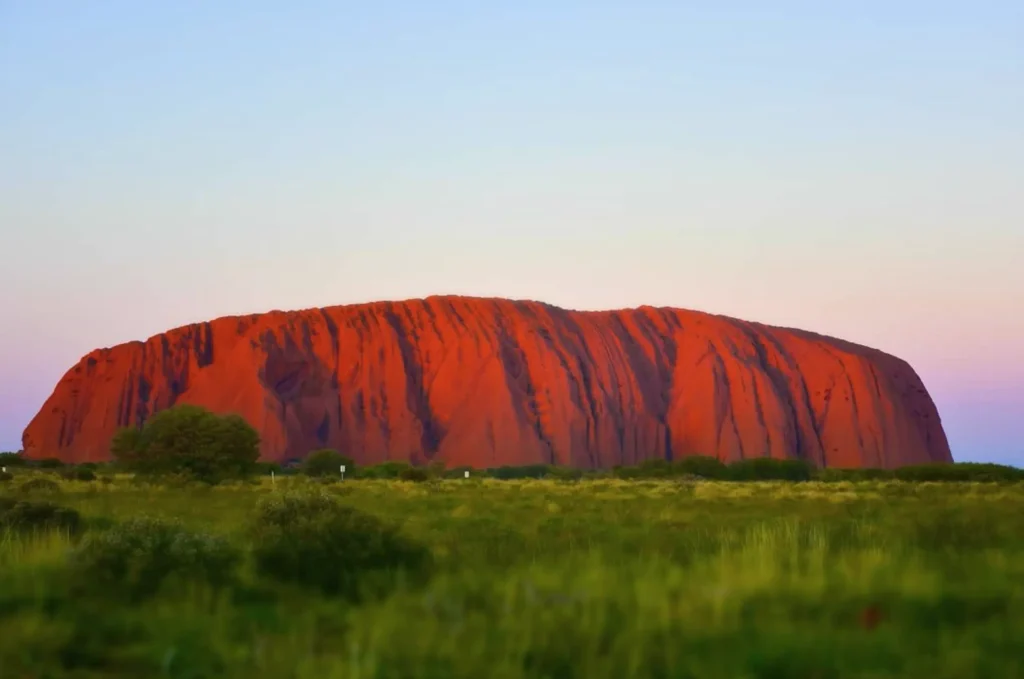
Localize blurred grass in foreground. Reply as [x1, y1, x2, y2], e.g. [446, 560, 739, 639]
[1, 476, 1022, 678]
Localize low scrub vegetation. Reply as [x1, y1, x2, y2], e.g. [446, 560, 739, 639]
[250, 491, 432, 598]
[17, 477, 62, 494]
[73, 517, 241, 601]
[0, 476, 1021, 678]
[0, 497, 82, 536]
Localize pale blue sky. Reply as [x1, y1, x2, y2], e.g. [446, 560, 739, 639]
[1, 1, 1022, 464]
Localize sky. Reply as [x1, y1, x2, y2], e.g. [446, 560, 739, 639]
[1, 1, 1021, 465]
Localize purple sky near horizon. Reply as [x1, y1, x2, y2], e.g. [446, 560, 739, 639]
[1, 1, 1022, 465]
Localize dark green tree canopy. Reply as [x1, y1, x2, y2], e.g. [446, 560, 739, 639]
[110, 405, 260, 483]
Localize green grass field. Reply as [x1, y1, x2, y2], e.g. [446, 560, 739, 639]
[2, 475, 1023, 678]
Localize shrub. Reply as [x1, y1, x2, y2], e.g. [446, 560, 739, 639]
[612, 465, 643, 479]
[60, 467, 97, 482]
[17, 477, 61, 494]
[358, 461, 412, 479]
[0, 471, 12, 483]
[0, 498, 82, 536]
[399, 467, 429, 482]
[673, 455, 729, 479]
[727, 457, 814, 481]
[250, 492, 432, 598]
[426, 460, 447, 478]
[548, 466, 584, 481]
[34, 458, 65, 469]
[487, 465, 551, 480]
[73, 517, 241, 600]
[443, 466, 475, 479]
[301, 449, 354, 478]
[110, 405, 260, 483]
[636, 458, 672, 478]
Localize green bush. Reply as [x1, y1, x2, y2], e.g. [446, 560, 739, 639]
[673, 455, 729, 479]
[60, 467, 97, 482]
[301, 449, 354, 477]
[249, 492, 432, 598]
[110, 405, 260, 483]
[34, 458, 65, 469]
[0, 498, 82, 536]
[17, 477, 62, 494]
[443, 466, 475, 479]
[399, 467, 430, 482]
[73, 517, 241, 600]
[358, 461, 412, 479]
[487, 465, 551, 480]
[548, 466, 584, 481]
[636, 458, 673, 477]
[0, 471, 12, 483]
[727, 457, 814, 481]
[612, 464, 643, 479]
[611, 457, 728, 480]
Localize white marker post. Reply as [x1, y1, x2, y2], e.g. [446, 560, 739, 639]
[464, 470, 470, 479]
[270, 470, 275, 486]
[340, 464, 346, 481]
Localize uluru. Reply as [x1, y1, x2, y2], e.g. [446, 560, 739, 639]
[21, 296, 952, 468]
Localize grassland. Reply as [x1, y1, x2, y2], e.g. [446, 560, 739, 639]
[2, 474, 1023, 678]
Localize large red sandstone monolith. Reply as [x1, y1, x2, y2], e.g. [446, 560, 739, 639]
[22, 296, 952, 468]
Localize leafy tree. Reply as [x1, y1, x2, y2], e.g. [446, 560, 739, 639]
[110, 405, 260, 483]
[301, 449, 354, 477]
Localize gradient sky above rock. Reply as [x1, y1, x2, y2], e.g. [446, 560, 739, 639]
[1, 1, 1021, 464]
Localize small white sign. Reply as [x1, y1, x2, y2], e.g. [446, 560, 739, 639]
[340, 465, 346, 473]
[464, 471, 470, 478]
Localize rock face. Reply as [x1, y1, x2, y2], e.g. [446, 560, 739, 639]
[22, 296, 951, 468]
